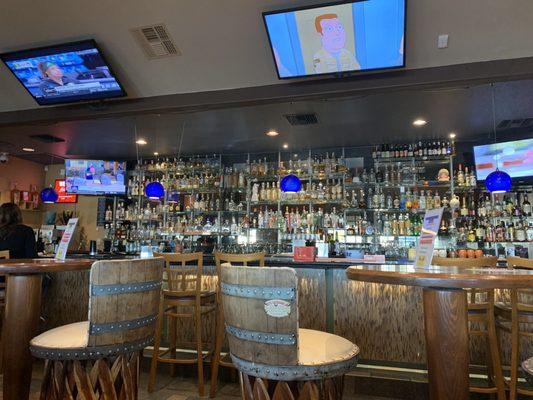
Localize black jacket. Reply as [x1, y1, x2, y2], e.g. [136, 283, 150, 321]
[0, 224, 38, 259]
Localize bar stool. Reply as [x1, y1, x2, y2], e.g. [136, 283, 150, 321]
[221, 264, 359, 400]
[29, 257, 164, 399]
[209, 251, 266, 398]
[495, 255, 533, 400]
[432, 256, 505, 400]
[148, 252, 216, 396]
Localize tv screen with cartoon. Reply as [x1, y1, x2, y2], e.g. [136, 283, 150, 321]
[65, 160, 127, 195]
[263, 0, 405, 79]
[0, 40, 126, 105]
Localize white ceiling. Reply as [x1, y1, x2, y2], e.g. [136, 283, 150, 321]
[1, 0, 533, 113]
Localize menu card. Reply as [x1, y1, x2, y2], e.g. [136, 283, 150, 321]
[55, 218, 78, 260]
[414, 208, 444, 268]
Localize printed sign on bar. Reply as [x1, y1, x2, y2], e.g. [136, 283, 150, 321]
[55, 218, 78, 260]
[414, 208, 444, 268]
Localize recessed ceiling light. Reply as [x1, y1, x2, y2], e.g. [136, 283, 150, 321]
[413, 119, 427, 127]
[283, 143, 289, 149]
[136, 139, 147, 145]
[153, 152, 159, 156]
[266, 130, 279, 137]
[22, 147, 35, 152]
[449, 132, 456, 139]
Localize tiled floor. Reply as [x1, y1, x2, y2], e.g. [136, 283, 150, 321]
[0, 363, 397, 400]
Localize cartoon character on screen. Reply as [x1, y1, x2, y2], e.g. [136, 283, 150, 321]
[313, 13, 360, 74]
[85, 164, 96, 181]
[37, 61, 79, 96]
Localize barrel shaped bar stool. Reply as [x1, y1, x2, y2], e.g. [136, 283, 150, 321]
[495, 256, 533, 400]
[149, 252, 216, 396]
[209, 252, 266, 398]
[0, 250, 8, 374]
[432, 256, 505, 400]
[221, 264, 359, 400]
[30, 257, 164, 399]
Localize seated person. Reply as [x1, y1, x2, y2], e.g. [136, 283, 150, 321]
[0, 203, 38, 259]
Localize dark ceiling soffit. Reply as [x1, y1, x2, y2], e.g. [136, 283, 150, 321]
[2, 56, 533, 128]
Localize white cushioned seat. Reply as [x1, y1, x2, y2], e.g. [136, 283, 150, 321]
[30, 321, 89, 350]
[298, 328, 358, 366]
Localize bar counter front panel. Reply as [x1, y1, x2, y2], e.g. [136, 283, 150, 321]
[41, 257, 531, 368]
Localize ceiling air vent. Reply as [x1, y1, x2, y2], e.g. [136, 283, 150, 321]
[29, 134, 65, 143]
[284, 113, 319, 126]
[497, 118, 533, 129]
[131, 23, 181, 59]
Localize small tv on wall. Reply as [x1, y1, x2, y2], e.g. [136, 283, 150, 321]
[0, 40, 126, 105]
[263, 0, 406, 79]
[473, 138, 533, 181]
[54, 179, 78, 203]
[65, 160, 127, 195]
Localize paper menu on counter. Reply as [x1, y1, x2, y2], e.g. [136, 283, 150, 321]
[55, 218, 78, 261]
[414, 208, 444, 268]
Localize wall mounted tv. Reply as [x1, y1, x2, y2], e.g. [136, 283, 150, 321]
[0, 40, 126, 105]
[473, 138, 533, 181]
[65, 160, 126, 195]
[54, 179, 78, 203]
[263, 0, 406, 79]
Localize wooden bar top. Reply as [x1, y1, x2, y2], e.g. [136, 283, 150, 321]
[0, 258, 94, 274]
[346, 264, 533, 289]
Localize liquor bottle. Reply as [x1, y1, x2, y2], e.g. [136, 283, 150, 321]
[11, 182, 20, 204]
[523, 194, 531, 216]
[433, 191, 441, 209]
[419, 190, 426, 210]
[456, 164, 465, 187]
[460, 196, 468, 217]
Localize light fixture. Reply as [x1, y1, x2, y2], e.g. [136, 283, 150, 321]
[153, 152, 159, 156]
[145, 181, 165, 200]
[22, 147, 35, 152]
[449, 133, 456, 139]
[266, 130, 279, 137]
[413, 119, 427, 127]
[40, 187, 58, 204]
[136, 139, 147, 145]
[283, 143, 289, 149]
[484, 83, 511, 193]
[280, 174, 302, 193]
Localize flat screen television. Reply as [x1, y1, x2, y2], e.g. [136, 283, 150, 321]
[263, 0, 406, 79]
[54, 179, 78, 203]
[473, 138, 533, 181]
[0, 40, 126, 105]
[65, 160, 127, 195]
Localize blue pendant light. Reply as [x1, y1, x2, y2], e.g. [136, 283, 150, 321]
[40, 187, 59, 204]
[485, 83, 512, 194]
[145, 181, 165, 200]
[485, 169, 512, 193]
[280, 174, 302, 193]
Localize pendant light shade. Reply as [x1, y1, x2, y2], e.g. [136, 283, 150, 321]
[40, 187, 58, 204]
[145, 181, 165, 200]
[280, 174, 302, 193]
[485, 169, 512, 193]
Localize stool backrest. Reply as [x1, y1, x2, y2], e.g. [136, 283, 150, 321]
[155, 252, 203, 296]
[221, 264, 299, 366]
[87, 258, 164, 349]
[506, 256, 533, 314]
[0, 250, 9, 259]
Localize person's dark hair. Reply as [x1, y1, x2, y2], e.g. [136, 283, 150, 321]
[0, 203, 23, 239]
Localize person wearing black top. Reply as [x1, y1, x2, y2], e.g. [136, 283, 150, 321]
[0, 202, 38, 259]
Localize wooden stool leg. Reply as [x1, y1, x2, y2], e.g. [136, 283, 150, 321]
[169, 307, 178, 377]
[210, 301, 224, 398]
[148, 300, 165, 393]
[487, 305, 506, 400]
[195, 303, 205, 396]
[509, 310, 519, 400]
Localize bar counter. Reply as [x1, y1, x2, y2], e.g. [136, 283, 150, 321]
[39, 254, 531, 371]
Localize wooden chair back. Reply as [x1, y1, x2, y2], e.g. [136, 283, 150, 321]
[506, 256, 533, 315]
[0, 250, 9, 259]
[87, 257, 164, 348]
[154, 252, 203, 297]
[220, 264, 299, 366]
[432, 256, 498, 304]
